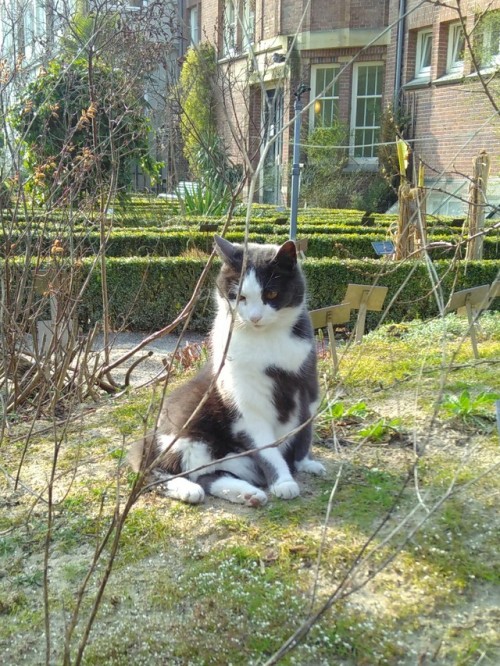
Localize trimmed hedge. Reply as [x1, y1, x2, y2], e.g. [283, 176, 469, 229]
[6, 227, 499, 260]
[81, 257, 218, 332]
[79, 257, 500, 332]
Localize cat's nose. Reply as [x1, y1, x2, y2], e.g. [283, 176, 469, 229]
[250, 314, 262, 324]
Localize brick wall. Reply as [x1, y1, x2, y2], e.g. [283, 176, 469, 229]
[280, 0, 389, 34]
[388, 0, 500, 189]
[349, 0, 388, 29]
[405, 80, 500, 178]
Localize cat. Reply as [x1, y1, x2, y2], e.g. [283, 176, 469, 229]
[129, 235, 325, 506]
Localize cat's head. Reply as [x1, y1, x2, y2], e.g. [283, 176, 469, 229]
[214, 235, 305, 329]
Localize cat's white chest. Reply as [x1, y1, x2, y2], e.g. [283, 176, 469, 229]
[230, 325, 311, 373]
[212, 305, 311, 375]
[214, 312, 312, 426]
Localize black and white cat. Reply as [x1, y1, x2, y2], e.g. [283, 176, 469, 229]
[130, 235, 324, 506]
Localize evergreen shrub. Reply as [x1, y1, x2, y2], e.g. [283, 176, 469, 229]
[77, 258, 500, 332]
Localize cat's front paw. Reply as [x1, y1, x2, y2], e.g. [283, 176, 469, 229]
[270, 479, 300, 500]
[158, 479, 205, 504]
[179, 485, 205, 504]
[296, 458, 326, 476]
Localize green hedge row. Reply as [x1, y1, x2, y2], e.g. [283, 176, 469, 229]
[85, 230, 500, 260]
[6, 228, 498, 260]
[79, 257, 500, 332]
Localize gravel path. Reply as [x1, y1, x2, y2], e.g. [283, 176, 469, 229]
[93, 330, 207, 387]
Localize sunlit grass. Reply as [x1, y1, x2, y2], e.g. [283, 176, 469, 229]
[1, 312, 499, 664]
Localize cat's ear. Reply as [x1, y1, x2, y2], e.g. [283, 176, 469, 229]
[214, 235, 241, 267]
[273, 240, 297, 270]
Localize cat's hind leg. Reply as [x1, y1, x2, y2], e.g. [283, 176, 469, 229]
[291, 420, 326, 476]
[295, 457, 325, 475]
[198, 472, 268, 507]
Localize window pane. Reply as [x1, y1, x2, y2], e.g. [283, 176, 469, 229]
[374, 65, 383, 94]
[448, 23, 465, 69]
[356, 99, 366, 126]
[242, 0, 255, 48]
[316, 69, 325, 97]
[422, 33, 432, 68]
[352, 65, 383, 160]
[354, 130, 365, 157]
[366, 98, 379, 126]
[368, 129, 378, 157]
[311, 66, 339, 128]
[494, 26, 500, 55]
[367, 67, 378, 95]
[357, 67, 367, 95]
[323, 67, 334, 90]
[322, 99, 334, 125]
[455, 28, 465, 62]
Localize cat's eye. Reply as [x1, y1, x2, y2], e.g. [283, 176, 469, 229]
[265, 290, 278, 300]
[238, 295, 246, 302]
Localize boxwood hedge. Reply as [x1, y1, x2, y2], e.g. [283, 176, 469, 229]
[79, 257, 500, 332]
[6, 228, 499, 260]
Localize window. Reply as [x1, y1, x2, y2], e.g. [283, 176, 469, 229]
[241, 0, 255, 51]
[223, 0, 236, 57]
[415, 29, 432, 78]
[110, 0, 147, 9]
[0, 2, 15, 58]
[188, 5, 199, 46]
[480, 12, 500, 68]
[23, 0, 46, 61]
[447, 22, 465, 74]
[350, 63, 384, 160]
[222, 0, 254, 56]
[310, 65, 340, 128]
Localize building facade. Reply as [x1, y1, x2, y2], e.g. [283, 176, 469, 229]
[182, 0, 390, 204]
[182, 0, 500, 213]
[3, 1, 500, 211]
[388, 0, 500, 214]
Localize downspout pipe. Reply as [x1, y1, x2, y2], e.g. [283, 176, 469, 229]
[289, 84, 310, 241]
[394, 0, 406, 109]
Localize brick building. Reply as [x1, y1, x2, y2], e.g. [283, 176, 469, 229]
[182, 0, 500, 213]
[387, 0, 500, 214]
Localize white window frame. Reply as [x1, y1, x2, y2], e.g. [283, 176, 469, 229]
[349, 62, 384, 164]
[309, 64, 340, 129]
[188, 5, 199, 46]
[447, 22, 465, 74]
[23, 0, 46, 62]
[223, 0, 236, 57]
[415, 28, 433, 78]
[110, 0, 147, 10]
[241, 0, 255, 51]
[481, 15, 500, 68]
[0, 1, 15, 59]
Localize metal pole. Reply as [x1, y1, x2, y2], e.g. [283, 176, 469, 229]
[289, 95, 302, 241]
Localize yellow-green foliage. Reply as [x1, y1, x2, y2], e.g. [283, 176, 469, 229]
[179, 43, 217, 178]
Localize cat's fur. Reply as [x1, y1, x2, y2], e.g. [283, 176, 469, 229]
[129, 235, 324, 506]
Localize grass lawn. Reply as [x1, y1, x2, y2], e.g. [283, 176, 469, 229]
[1, 313, 499, 665]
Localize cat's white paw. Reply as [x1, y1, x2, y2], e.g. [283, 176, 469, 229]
[270, 480, 300, 500]
[158, 478, 205, 504]
[209, 477, 267, 506]
[243, 489, 268, 507]
[178, 485, 205, 504]
[296, 459, 326, 475]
